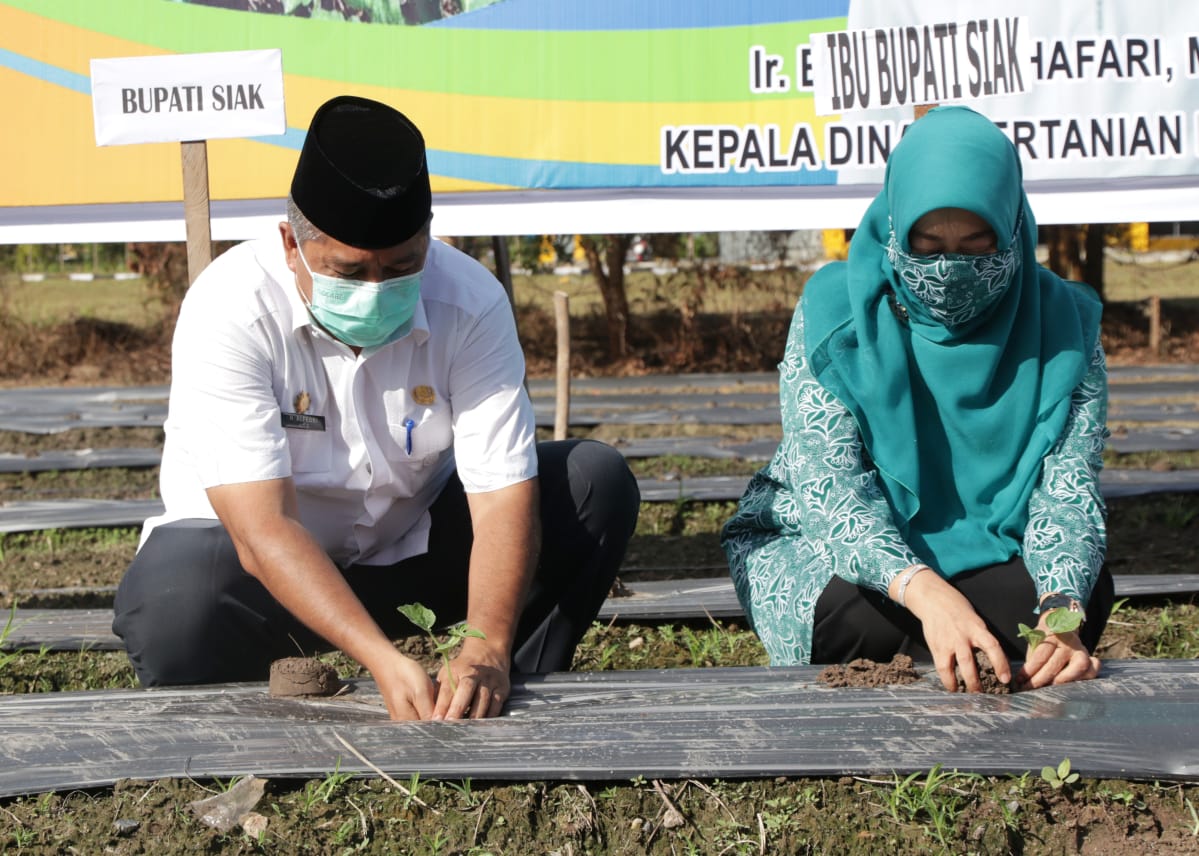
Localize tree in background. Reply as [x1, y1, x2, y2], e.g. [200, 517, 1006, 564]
[1044, 224, 1106, 302]
[578, 235, 633, 361]
[128, 241, 236, 320]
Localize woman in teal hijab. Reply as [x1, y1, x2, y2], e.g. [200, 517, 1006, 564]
[722, 106, 1113, 692]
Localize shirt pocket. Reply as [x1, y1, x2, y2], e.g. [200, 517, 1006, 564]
[389, 402, 452, 468]
[287, 426, 333, 476]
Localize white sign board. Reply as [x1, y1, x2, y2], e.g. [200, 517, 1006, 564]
[91, 49, 285, 146]
[809, 18, 1033, 116]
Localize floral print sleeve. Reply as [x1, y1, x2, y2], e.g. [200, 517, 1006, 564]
[1023, 339, 1109, 605]
[721, 303, 921, 664]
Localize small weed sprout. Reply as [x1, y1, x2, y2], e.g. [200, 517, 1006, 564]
[442, 778, 478, 808]
[880, 764, 977, 846]
[402, 772, 424, 811]
[299, 760, 352, 812]
[0, 603, 26, 673]
[210, 776, 243, 794]
[1018, 608, 1085, 650]
[1185, 797, 1199, 837]
[397, 603, 486, 692]
[1041, 758, 1080, 790]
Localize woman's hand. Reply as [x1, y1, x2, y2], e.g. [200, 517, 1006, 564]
[1016, 614, 1100, 689]
[894, 567, 1011, 692]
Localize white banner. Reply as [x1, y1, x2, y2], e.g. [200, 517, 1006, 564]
[90, 49, 285, 146]
[832, 0, 1199, 187]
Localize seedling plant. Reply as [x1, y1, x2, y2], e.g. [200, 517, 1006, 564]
[1017, 608, 1084, 650]
[397, 603, 486, 692]
[1041, 758, 1080, 790]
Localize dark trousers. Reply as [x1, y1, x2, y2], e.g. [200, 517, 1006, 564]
[113, 439, 640, 686]
[810, 556, 1115, 664]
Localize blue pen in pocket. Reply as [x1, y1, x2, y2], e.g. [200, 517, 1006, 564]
[403, 417, 416, 455]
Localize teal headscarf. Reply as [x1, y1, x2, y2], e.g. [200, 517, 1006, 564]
[803, 106, 1102, 576]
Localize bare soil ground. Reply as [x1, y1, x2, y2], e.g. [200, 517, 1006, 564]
[1, 293, 1198, 853]
[2, 293, 1198, 387]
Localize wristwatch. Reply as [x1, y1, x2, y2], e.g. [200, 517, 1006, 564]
[1039, 593, 1085, 623]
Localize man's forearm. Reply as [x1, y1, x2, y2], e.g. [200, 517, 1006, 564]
[463, 479, 541, 662]
[208, 480, 399, 673]
[243, 518, 400, 666]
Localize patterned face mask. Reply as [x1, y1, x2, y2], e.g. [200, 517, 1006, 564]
[885, 218, 1021, 329]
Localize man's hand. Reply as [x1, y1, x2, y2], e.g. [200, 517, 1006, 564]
[372, 651, 438, 721]
[1016, 615, 1100, 689]
[432, 639, 510, 720]
[427, 479, 536, 721]
[895, 567, 1011, 693]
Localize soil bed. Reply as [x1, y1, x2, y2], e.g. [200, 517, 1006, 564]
[0, 283, 1197, 853]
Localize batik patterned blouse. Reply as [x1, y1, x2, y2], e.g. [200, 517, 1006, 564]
[721, 305, 1109, 665]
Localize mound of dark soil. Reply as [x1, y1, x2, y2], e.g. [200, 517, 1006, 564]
[268, 657, 344, 697]
[817, 653, 922, 687]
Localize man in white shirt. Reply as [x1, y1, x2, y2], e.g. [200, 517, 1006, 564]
[112, 95, 640, 721]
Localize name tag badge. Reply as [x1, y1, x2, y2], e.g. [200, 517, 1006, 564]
[282, 412, 326, 431]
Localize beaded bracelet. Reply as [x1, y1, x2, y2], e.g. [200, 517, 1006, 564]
[895, 564, 933, 609]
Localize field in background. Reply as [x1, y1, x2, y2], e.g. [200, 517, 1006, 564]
[1, 274, 164, 328]
[2, 254, 1197, 330]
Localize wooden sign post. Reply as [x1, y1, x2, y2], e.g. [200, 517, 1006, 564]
[90, 49, 286, 285]
[181, 141, 214, 285]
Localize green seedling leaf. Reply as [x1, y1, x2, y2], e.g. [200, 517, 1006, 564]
[1041, 758, 1079, 790]
[1044, 608, 1085, 636]
[397, 603, 436, 633]
[1018, 623, 1046, 649]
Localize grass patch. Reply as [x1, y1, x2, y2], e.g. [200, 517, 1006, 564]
[1, 772, 1191, 856]
[625, 456, 761, 479]
[0, 525, 141, 560]
[636, 500, 737, 538]
[0, 274, 163, 328]
[1105, 449, 1199, 470]
[573, 619, 768, 671]
[0, 466, 160, 502]
[0, 427, 165, 454]
[0, 527, 140, 606]
[0, 649, 136, 693]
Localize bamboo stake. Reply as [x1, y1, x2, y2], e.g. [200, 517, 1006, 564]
[1148, 295, 1162, 356]
[553, 290, 571, 441]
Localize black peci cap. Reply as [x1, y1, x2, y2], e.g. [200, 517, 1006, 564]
[290, 95, 432, 249]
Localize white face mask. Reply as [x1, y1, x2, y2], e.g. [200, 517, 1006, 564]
[295, 242, 422, 348]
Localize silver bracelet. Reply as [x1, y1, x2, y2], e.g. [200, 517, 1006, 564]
[895, 564, 932, 609]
